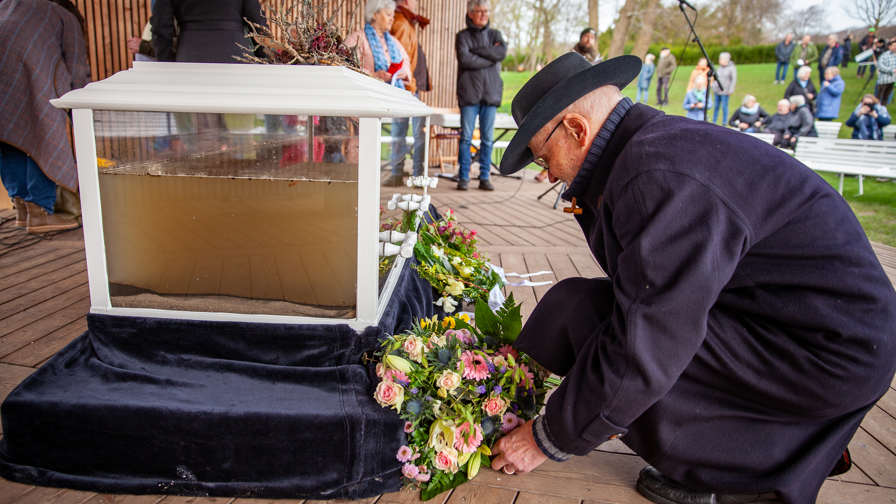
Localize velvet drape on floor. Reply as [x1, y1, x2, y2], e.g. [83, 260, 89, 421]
[0, 252, 436, 499]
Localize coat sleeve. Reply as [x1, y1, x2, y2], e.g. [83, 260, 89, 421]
[877, 106, 892, 128]
[456, 32, 498, 70]
[540, 170, 750, 455]
[794, 109, 815, 137]
[469, 29, 507, 62]
[151, 0, 176, 62]
[845, 112, 860, 128]
[827, 79, 845, 97]
[728, 110, 741, 127]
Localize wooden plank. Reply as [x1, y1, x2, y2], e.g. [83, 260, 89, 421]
[1, 317, 88, 367]
[499, 253, 538, 321]
[547, 254, 583, 283]
[533, 450, 644, 485]
[569, 253, 606, 279]
[0, 247, 77, 282]
[848, 426, 896, 488]
[81, 495, 165, 504]
[376, 489, 450, 504]
[0, 259, 87, 305]
[0, 296, 89, 357]
[445, 483, 516, 504]
[0, 481, 36, 504]
[156, 497, 234, 504]
[818, 480, 896, 503]
[0, 363, 35, 401]
[230, 499, 304, 504]
[27, 488, 98, 504]
[515, 491, 580, 504]
[876, 388, 896, 418]
[523, 254, 557, 302]
[861, 406, 896, 459]
[8, 487, 79, 504]
[470, 467, 644, 503]
[0, 271, 88, 322]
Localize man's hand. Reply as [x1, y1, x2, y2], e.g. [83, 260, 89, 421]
[374, 70, 392, 82]
[490, 419, 548, 475]
[753, 121, 763, 128]
[807, 93, 814, 99]
[696, 102, 704, 109]
[738, 122, 748, 130]
[127, 37, 142, 55]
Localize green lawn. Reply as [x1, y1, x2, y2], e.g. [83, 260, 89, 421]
[496, 63, 896, 246]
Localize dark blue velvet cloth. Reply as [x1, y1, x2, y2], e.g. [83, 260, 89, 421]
[0, 253, 436, 499]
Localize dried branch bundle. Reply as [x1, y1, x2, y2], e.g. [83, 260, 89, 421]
[236, 0, 362, 71]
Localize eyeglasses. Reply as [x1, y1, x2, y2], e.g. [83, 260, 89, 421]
[532, 120, 564, 170]
[472, 8, 489, 14]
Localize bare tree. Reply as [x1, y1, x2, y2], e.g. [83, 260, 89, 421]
[607, 0, 639, 58]
[843, 0, 896, 31]
[630, 0, 661, 59]
[589, 0, 600, 52]
[783, 5, 828, 38]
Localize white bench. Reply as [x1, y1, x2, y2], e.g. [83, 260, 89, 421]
[794, 138, 896, 195]
[883, 125, 896, 142]
[814, 121, 842, 139]
[744, 132, 774, 144]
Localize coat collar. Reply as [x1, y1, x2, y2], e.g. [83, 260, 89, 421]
[562, 100, 665, 204]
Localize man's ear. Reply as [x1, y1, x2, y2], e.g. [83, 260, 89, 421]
[562, 113, 590, 148]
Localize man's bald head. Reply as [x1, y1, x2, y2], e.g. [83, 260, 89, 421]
[527, 86, 624, 185]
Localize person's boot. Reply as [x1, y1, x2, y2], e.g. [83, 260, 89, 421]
[24, 201, 80, 234]
[636, 466, 781, 504]
[13, 197, 27, 227]
[457, 179, 469, 191]
[382, 173, 405, 187]
[479, 179, 495, 191]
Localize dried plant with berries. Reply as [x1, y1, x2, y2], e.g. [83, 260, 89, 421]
[236, 0, 362, 71]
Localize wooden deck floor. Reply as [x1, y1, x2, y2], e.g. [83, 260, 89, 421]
[1, 168, 896, 504]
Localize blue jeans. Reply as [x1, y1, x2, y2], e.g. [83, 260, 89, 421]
[0, 142, 56, 213]
[390, 94, 427, 177]
[713, 94, 730, 124]
[776, 61, 789, 81]
[458, 104, 496, 181]
[635, 87, 650, 103]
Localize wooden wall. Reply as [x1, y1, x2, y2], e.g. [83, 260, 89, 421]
[70, 0, 466, 109]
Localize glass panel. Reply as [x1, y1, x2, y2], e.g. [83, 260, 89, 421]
[94, 111, 359, 318]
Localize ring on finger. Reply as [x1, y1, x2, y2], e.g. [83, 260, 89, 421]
[502, 466, 516, 475]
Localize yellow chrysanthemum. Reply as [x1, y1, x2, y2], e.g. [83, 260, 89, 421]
[442, 317, 456, 329]
[459, 313, 471, 323]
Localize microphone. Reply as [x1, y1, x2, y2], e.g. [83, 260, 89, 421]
[678, 0, 697, 10]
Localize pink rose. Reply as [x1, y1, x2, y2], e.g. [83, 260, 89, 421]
[435, 370, 462, 392]
[482, 395, 508, 418]
[374, 381, 404, 411]
[375, 363, 385, 378]
[403, 336, 424, 363]
[433, 449, 459, 474]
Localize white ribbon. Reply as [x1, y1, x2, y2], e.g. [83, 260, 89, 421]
[487, 263, 553, 288]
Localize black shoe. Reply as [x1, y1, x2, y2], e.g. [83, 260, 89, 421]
[636, 466, 780, 504]
[450, 175, 460, 182]
[457, 179, 469, 191]
[382, 174, 405, 187]
[479, 179, 494, 191]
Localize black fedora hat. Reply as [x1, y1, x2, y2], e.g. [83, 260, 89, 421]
[499, 53, 641, 175]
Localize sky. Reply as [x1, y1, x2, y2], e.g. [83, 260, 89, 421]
[595, 0, 867, 35]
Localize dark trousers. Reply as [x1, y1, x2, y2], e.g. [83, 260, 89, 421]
[876, 82, 894, 105]
[772, 131, 796, 149]
[0, 142, 57, 213]
[656, 76, 671, 104]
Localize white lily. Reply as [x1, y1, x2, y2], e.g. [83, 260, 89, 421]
[434, 296, 459, 313]
[431, 245, 446, 258]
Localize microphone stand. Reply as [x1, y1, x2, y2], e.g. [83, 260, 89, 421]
[678, 0, 721, 122]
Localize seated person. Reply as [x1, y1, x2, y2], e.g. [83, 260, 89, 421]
[728, 94, 769, 132]
[784, 65, 817, 114]
[845, 94, 892, 140]
[762, 98, 793, 147]
[787, 94, 818, 147]
[683, 75, 712, 120]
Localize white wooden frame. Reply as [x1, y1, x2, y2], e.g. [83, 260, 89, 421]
[59, 63, 433, 331]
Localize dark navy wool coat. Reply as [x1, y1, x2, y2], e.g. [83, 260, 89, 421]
[515, 104, 896, 504]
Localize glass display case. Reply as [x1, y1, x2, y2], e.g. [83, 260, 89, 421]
[52, 62, 432, 329]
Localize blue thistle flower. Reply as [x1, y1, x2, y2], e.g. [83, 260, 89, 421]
[438, 349, 452, 365]
[406, 399, 423, 416]
[481, 417, 496, 436]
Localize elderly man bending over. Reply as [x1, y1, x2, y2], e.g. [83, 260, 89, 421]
[490, 53, 896, 504]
